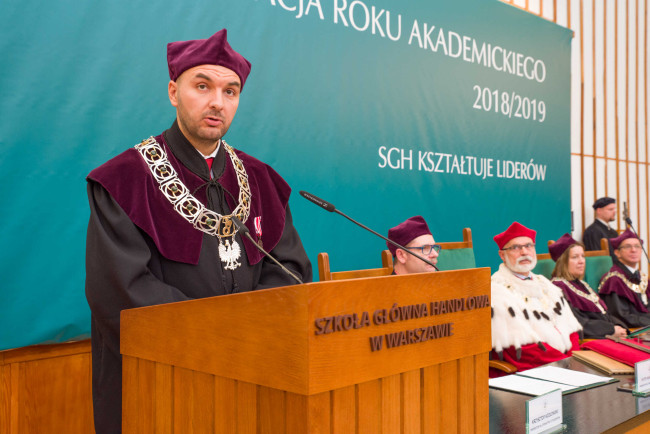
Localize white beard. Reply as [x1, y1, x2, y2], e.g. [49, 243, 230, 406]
[505, 254, 537, 274]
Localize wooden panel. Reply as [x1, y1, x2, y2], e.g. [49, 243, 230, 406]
[458, 356, 475, 434]
[137, 359, 155, 433]
[18, 351, 94, 433]
[286, 390, 331, 434]
[402, 369, 421, 434]
[10, 364, 20, 434]
[236, 381, 257, 434]
[154, 363, 173, 434]
[121, 268, 492, 395]
[439, 360, 458, 433]
[122, 356, 138, 434]
[259, 386, 285, 433]
[173, 366, 194, 433]
[122, 285, 311, 394]
[474, 354, 489, 434]
[311, 391, 331, 433]
[191, 370, 215, 433]
[421, 365, 441, 433]
[120, 271, 490, 432]
[0, 341, 94, 434]
[214, 376, 236, 434]
[381, 374, 400, 432]
[124, 358, 492, 434]
[285, 393, 308, 433]
[357, 379, 381, 434]
[1, 340, 91, 364]
[307, 269, 491, 394]
[0, 364, 8, 434]
[331, 385, 355, 434]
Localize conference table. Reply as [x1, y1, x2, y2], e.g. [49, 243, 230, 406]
[489, 357, 650, 433]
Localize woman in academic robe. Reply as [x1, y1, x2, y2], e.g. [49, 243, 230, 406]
[550, 234, 628, 339]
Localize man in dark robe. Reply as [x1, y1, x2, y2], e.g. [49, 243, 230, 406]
[598, 229, 650, 328]
[85, 29, 312, 434]
[386, 216, 440, 275]
[582, 197, 619, 252]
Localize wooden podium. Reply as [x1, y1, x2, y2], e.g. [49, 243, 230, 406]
[121, 268, 491, 433]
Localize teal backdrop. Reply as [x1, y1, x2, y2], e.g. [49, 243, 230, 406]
[0, 0, 572, 350]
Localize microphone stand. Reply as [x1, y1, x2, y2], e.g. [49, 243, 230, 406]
[231, 216, 304, 285]
[300, 191, 439, 271]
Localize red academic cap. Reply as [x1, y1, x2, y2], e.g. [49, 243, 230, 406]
[493, 222, 536, 250]
[387, 216, 432, 257]
[610, 228, 643, 250]
[167, 29, 252, 90]
[549, 233, 580, 262]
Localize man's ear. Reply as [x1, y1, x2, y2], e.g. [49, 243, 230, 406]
[168, 80, 179, 107]
[395, 249, 408, 264]
[498, 249, 505, 262]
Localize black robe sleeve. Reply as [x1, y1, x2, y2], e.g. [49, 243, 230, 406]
[601, 293, 650, 328]
[567, 305, 616, 338]
[86, 181, 196, 434]
[86, 181, 193, 355]
[256, 206, 312, 289]
[582, 225, 602, 251]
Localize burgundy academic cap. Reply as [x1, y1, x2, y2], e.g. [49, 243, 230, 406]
[387, 216, 432, 257]
[167, 29, 252, 90]
[549, 233, 580, 262]
[610, 228, 643, 250]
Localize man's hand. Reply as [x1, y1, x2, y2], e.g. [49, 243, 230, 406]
[613, 325, 628, 339]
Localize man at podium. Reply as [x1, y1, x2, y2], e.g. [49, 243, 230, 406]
[85, 29, 312, 433]
[386, 216, 440, 274]
[490, 222, 582, 376]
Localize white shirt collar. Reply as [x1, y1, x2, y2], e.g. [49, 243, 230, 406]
[506, 267, 532, 280]
[195, 140, 221, 159]
[624, 263, 639, 273]
[596, 218, 611, 228]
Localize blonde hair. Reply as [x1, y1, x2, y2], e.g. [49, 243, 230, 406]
[552, 242, 585, 280]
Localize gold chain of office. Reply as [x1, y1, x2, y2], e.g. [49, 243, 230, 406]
[134, 136, 251, 269]
[598, 271, 649, 305]
[551, 278, 605, 314]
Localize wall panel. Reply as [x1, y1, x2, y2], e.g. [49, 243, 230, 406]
[504, 0, 649, 270]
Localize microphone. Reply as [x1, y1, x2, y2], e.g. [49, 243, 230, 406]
[623, 201, 632, 225]
[299, 190, 335, 212]
[299, 190, 439, 271]
[230, 216, 304, 285]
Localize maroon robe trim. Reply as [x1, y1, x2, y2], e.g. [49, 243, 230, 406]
[87, 134, 290, 265]
[553, 279, 608, 313]
[598, 264, 650, 313]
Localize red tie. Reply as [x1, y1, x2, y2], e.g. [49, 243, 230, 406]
[205, 157, 214, 177]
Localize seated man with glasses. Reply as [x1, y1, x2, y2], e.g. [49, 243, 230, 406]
[386, 216, 440, 275]
[598, 229, 650, 328]
[490, 222, 582, 377]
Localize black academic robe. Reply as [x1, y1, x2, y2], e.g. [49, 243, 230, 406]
[552, 279, 625, 338]
[599, 263, 650, 329]
[582, 219, 618, 252]
[85, 122, 312, 434]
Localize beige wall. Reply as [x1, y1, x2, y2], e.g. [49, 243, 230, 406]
[503, 0, 649, 269]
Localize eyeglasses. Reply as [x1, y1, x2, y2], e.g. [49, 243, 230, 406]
[502, 243, 536, 252]
[406, 244, 442, 255]
[619, 244, 643, 251]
